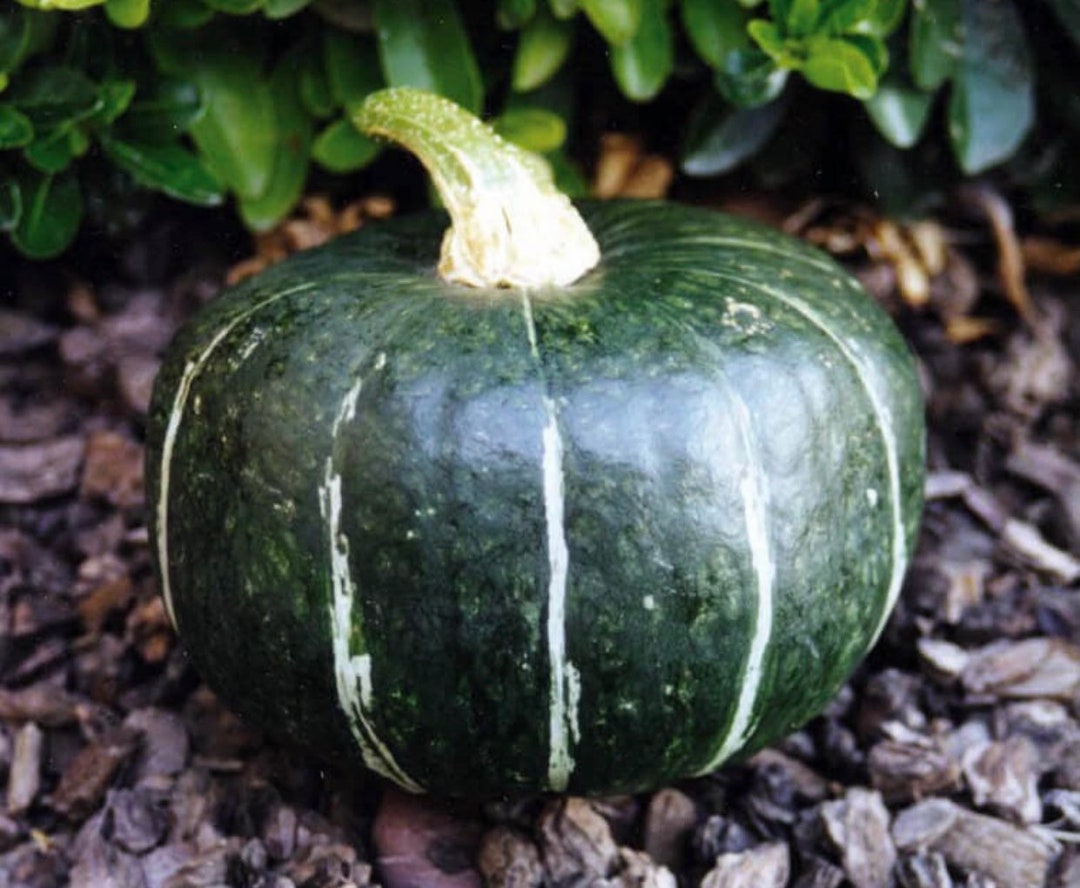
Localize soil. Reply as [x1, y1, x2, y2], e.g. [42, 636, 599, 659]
[0, 186, 1078, 888]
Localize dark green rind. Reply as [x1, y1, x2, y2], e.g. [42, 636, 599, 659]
[147, 201, 925, 798]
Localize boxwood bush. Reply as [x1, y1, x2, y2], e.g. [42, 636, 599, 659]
[1, 0, 1076, 258]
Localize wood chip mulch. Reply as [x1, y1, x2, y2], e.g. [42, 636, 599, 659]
[0, 187, 1078, 888]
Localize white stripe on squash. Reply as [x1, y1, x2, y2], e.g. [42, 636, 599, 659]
[771, 282, 907, 642]
[700, 269, 909, 644]
[320, 374, 423, 793]
[697, 386, 775, 775]
[156, 283, 317, 631]
[521, 293, 578, 791]
[541, 400, 577, 790]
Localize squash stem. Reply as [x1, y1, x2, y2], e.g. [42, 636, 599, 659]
[355, 87, 600, 289]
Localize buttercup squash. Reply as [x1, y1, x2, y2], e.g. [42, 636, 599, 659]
[147, 88, 924, 798]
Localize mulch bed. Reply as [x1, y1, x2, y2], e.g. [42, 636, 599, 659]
[0, 188, 1078, 888]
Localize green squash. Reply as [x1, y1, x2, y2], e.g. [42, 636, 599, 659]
[146, 89, 924, 798]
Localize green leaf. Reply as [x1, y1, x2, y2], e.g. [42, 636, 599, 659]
[909, 0, 960, 91]
[714, 47, 788, 106]
[545, 149, 587, 196]
[298, 45, 334, 118]
[0, 103, 33, 147]
[681, 0, 751, 68]
[199, 0, 267, 13]
[324, 30, 382, 112]
[100, 134, 224, 204]
[747, 19, 789, 62]
[768, 0, 794, 26]
[24, 126, 81, 173]
[682, 92, 787, 176]
[166, 38, 277, 200]
[610, 0, 672, 101]
[863, 78, 933, 147]
[1, 7, 56, 75]
[801, 35, 878, 98]
[15, 0, 102, 8]
[263, 0, 313, 16]
[845, 33, 888, 75]
[0, 11, 25, 72]
[1043, 0, 1080, 49]
[153, 0, 216, 28]
[11, 170, 82, 259]
[92, 78, 137, 125]
[498, 0, 536, 29]
[0, 178, 20, 230]
[105, 0, 149, 27]
[64, 15, 117, 81]
[512, 5, 573, 91]
[239, 48, 314, 230]
[493, 107, 566, 152]
[312, 117, 379, 172]
[547, 0, 577, 17]
[374, 0, 483, 113]
[818, 0, 875, 34]
[863, 0, 906, 35]
[121, 77, 203, 143]
[947, 0, 1033, 173]
[580, 0, 642, 44]
[9, 66, 101, 129]
[786, 0, 822, 36]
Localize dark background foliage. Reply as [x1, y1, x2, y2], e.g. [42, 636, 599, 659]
[1, 0, 1077, 259]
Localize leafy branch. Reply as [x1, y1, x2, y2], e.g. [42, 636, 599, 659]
[0, 0, 1076, 258]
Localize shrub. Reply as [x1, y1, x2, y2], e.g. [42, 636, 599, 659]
[1, 0, 1076, 258]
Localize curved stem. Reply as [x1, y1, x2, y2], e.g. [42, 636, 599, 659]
[355, 87, 600, 289]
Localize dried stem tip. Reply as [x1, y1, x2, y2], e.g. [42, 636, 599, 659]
[355, 87, 600, 290]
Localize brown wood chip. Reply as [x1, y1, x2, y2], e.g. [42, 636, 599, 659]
[538, 798, 619, 886]
[104, 788, 170, 855]
[893, 798, 1058, 886]
[962, 638, 1080, 701]
[0, 687, 85, 728]
[68, 835, 145, 888]
[612, 846, 677, 887]
[372, 788, 483, 888]
[1005, 440, 1080, 549]
[895, 851, 952, 888]
[1000, 519, 1080, 584]
[0, 397, 76, 445]
[868, 727, 962, 804]
[0, 310, 57, 357]
[117, 354, 160, 416]
[749, 748, 831, 802]
[642, 788, 697, 871]
[50, 726, 140, 820]
[793, 856, 847, 888]
[123, 709, 190, 784]
[989, 314, 1073, 420]
[592, 134, 673, 200]
[477, 825, 543, 888]
[961, 736, 1043, 824]
[140, 843, 196, 888]
[80, 430, 145, 509]
[0, 436, 84, 504]
[958, 185, 1033, 322]
[700, 841, 790, 888]
[820, 788, 897, 888]
[6, 723, 43, 815]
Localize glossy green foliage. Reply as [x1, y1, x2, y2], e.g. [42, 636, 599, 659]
[0, 0, 1075, 257]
